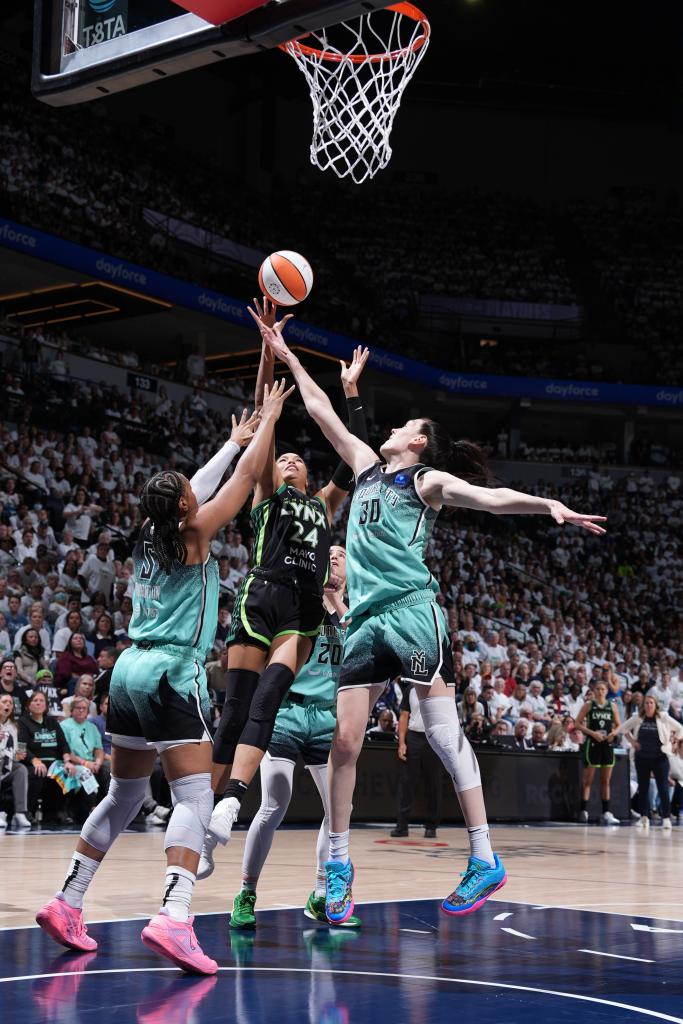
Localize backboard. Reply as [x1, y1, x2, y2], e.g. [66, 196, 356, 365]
[32, 0, 393, 106]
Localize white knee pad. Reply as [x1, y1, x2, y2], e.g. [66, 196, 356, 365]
[164, 773, 213, 855]
[420, 696, 481, 793]
[81, 775, 149, 853]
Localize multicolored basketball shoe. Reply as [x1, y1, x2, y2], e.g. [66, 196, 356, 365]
[324, 860, 355, 924]
[305, 892, 362, 928]
[441, 854, 507, 916]
[35, 894, 98, 951]
[229, 889, 257, 930]
[141, 909, 218, 974]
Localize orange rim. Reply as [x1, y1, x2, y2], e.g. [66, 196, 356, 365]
[279, 2, 430, 65]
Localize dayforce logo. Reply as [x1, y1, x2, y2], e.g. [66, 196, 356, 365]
[0, 223, 37, 249]
[287, 322, 329, 348]
[656, 389, 683, 405]
[438, 373, 488, 392]
[95, 257, 146, 286]
[371, 351, 404, 372]
[197, 293, 244, 319]
[545, 382, 599, 399]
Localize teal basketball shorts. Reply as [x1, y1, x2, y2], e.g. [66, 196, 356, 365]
[338, 593, 455, 691]
[268, 697, 336, 766]
[107, 644, 213, 750]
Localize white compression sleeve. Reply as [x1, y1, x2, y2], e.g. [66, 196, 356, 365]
[420, 695, 482, 793]
[307, 763, 331, 893]
[189, 440, 240, 505]
[242, 755, 295, 886]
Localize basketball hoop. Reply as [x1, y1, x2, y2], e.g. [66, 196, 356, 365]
[280, 3, 430, 185]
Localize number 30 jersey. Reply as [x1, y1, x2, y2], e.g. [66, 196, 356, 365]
[346, 462, 439, 618]
[129, 521, 219, 657]
[290, 611, 343, 702]
[250, 483, 331, 597]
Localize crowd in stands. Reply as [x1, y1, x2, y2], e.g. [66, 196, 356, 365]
[4, 70, 683, 387]
[0, 338, 681, 829]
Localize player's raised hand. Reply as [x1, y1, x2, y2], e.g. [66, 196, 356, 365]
[251, 295, 293, 334]
[229, 408, 260, 448]
[261, 378, 295, 420]
[340, 346, 370, 397]
[249, 307, 294, 363]
[547, 500, 607, 535]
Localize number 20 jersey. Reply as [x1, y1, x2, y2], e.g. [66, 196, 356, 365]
[346, 462, 440, 618]
[250, 482, 331, 597]
[290, 611, 343, 702]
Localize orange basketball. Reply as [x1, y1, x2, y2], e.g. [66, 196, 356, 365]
[258, 250, 314, 307]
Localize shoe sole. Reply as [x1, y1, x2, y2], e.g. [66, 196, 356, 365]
[35, 908, 97, 952]
[304, 906, 361, 928]
[196, 860, 215, 881]
[441, 873, 508, 917]
[141, 927, 217, 975]
[326, 898, 355, 925]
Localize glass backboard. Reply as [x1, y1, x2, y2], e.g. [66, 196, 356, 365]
[32, 0, 388, 105]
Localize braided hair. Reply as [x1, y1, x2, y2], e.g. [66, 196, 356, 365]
[419, 420, 493, 485]
[140, 471, 187, 574]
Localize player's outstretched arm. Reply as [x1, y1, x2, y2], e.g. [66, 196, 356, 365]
[418, 471, 607, 536]
[189, 408, 259, 505]
[252, 296, 288, 504]
[319, 345, 371, 518]
[192, 379, 294, 539]
[249, 309, 377, 478]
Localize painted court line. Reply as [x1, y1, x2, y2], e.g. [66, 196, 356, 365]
[501, 927, 536, 940]
[0, 966, 681, 1023]
[579, 949, 655, 964]
[493, 912, 514, 921]
[400, 928, 432, 935]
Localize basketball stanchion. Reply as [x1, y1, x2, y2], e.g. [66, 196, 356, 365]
[280, 3, 430, 184]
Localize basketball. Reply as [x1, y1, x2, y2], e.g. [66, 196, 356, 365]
[258, 250, 314, 307]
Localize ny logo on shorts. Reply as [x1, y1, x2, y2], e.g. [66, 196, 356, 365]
[410, 650, 427, 676]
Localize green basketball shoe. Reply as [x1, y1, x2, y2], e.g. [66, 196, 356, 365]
[229, 889, 257, 930]
[304, 892, 362, 928]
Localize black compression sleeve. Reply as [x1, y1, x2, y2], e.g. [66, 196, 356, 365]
[331, 395, 369, 490]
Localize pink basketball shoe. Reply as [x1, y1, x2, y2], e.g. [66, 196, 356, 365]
[35, 894, 98, 952]
[141, 910, 218, 975]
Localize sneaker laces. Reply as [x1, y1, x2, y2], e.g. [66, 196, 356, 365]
[456, 862, 485, 898]
[237, 891, 256, 910]
[327, 867, 350, 904]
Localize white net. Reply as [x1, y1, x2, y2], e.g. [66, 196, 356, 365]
[280, 3, 430, 185]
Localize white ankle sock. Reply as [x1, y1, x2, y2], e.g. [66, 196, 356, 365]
[162, 866, 196, 922]
[328, 830, 349, 863]
[59, 853, 101, 909]
[315, 869, 326, 897]
[467, 824, 495, 867]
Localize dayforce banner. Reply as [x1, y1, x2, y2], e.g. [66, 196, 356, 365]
[1, 217, 682, 410]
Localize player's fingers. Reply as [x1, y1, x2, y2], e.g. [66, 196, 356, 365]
[231, 414, 237, 429]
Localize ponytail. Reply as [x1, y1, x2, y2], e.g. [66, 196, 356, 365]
[140, 471, 187, 574]
[419, 420, 493, 485]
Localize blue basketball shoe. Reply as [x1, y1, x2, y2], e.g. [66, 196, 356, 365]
[325, 860, 355, 924]
[441, 854, 507, 916]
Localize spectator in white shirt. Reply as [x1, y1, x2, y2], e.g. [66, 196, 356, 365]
[526, 680, 550, 723]
[484, 630, 507, 667]
[80, 541, 115, 605]
[507, 683, 531, 723]
[648, 675, 674, 716]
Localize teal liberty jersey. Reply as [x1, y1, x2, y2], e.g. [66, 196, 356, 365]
[291, 611, 343, 702]
[129, 522, 219, 658]
[346, 462, 439, 618]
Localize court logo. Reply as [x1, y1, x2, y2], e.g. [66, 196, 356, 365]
[410, 650, 427, 676]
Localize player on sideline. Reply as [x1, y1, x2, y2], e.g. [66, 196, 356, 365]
[575, 679, 621, 824]
[229, 544, 361, 930]
[199, 300, 369, 876]
[253, 311, 607, 923]
[35, 382, 292, 974]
